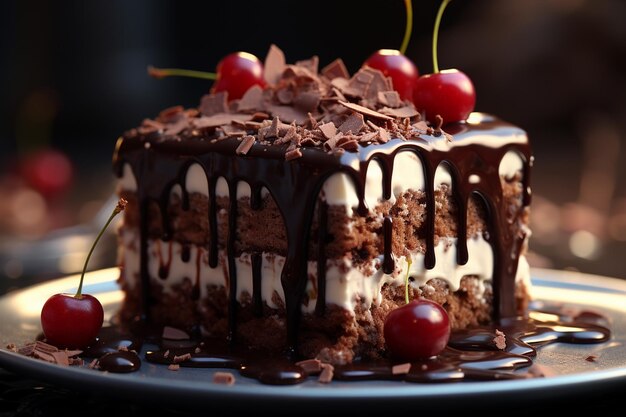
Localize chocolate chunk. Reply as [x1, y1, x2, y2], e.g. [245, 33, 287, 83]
[363, 68, 392, 100]
[377, 91, 401, 108]
[285, 148, 303, 161]
[264, 44, 287, 86]
[199, 92, 229, 116]
[321, 58, 350, 80]
[338, 112, 365, 134]
[358, 131, 379, 144]
[236, 135, 256, 155]
[317, 122, 337, 140]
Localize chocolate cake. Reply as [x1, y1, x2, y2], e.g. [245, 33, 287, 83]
[113, 45, 533, 365]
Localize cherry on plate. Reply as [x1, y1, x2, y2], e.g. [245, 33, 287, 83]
[383, 298, 451, 361]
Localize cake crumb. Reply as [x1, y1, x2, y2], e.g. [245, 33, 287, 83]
[5, 343, 17, 352]
[213, 371, 236, 385]
[392, 363, 412, 375]
[318, 363, 334, 384]
[168, 364, 181, 371]
[296, 358, 322, 374]
[493, 329, 507, 350]
[173, 353, 192, 363]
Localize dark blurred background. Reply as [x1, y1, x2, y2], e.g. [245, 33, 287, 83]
[1, 0, 625, 293]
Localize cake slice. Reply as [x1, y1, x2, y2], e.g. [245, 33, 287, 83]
[113, 47, 532, 364]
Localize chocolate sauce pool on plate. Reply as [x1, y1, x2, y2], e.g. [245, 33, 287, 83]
[84, 303, 609, 384]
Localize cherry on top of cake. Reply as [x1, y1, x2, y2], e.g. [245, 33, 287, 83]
[128, 44, 459, 162]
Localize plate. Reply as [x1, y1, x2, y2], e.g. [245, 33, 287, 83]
[1, 267, 626, 413]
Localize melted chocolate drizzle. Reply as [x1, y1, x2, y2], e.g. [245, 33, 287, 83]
[114, 115, 533, 356]
[89, 303, 608, 382]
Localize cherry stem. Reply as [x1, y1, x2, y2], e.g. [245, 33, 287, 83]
[404, 259, 412, 304]
[432, 0, 452, 74]
[75, 198, 127, 298]
[399, 0, 413, 55]
[147, 65, 217, 81]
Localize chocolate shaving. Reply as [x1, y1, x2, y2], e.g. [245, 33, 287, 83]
[494, 329, 507, 350]
[276, 87, 294, 104]
[342, 68, 373, 98]
[377, 91, 401, 108]
[173, 353, 192, 363]
[317, 122, 337, 140]
[338, 112, 365, 134]
[199, 92, 228, 116]
[296, 358, 322, 374]
[221, 124, 247, 137]
[264, 44, 287, 86]
[193, 113, 254, 129]
[392, 363, 412, 375]
[337, 101, 393, 120]
[266, 104, 308, 125]
[213, 371, 236, 385]
[237, 85, 265, 112]
[285, 147, 303, 161]
[321, 58, 350, 80]
[157, 105, 185, 123]
[236, 135, 256, 155]
[380, 105, 419, 119]
[295, 56, 319, 75]
[294, 91, 321, 113]
[318, 363, 334, 384]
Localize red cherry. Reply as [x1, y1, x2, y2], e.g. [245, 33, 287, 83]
[148, 52, 266, 101]
[413, 69, 476, 124]
[41, 293, 104, 349]
[413, 0, 476, 125]
[383, 299, 451, 361]
[364, 49, 419, 101]
[39, 198, 127, 350]
[211, 52, 266, 100]
[20, 148, 73, 199]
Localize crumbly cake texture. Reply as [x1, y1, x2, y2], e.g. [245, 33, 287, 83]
[114, 45, 532, 364]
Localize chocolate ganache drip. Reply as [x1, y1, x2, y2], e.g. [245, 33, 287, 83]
[113, 46, 532, 356]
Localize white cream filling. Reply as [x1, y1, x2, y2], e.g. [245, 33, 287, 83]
[119, 230, 530, 315]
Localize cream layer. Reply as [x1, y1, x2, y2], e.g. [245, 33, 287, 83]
[118, 229, 530, 315]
